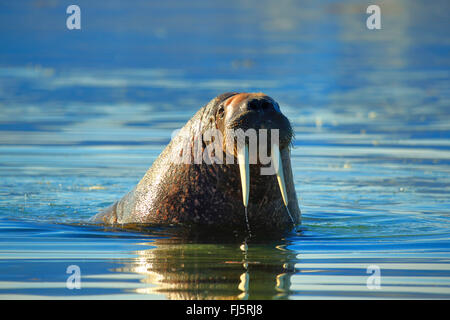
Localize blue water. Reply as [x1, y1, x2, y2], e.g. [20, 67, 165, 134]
[0, 0, 449, 299]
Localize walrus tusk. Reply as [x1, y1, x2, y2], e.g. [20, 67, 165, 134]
[272, 144, 295, 225]
[237, 144, 250, 207]
[271, 144, 288, 207]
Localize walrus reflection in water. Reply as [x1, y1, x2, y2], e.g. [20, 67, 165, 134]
[91, 92, 301, 237]
[113, 238, 297, 299]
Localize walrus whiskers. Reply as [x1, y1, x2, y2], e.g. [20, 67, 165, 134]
[272, 144, 295, 225]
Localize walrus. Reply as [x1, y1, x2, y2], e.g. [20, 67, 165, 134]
[91, 92, 301, 237]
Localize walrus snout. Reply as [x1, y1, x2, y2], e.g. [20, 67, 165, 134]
[221, 93, 293, 151]
[241, 96, 281, 114]
[223, 93, 280, 123]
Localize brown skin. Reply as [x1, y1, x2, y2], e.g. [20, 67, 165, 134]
[90, 92, 301, 237]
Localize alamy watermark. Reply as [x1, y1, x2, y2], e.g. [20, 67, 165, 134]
[169, 127, 282, 176]
[66, 265, 81, 289]
[66, 5, 81, 30]
[366, 265, 381, 290]
[366, 5, 381, 30]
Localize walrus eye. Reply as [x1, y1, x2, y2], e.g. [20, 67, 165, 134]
[217, 106, 225, 118]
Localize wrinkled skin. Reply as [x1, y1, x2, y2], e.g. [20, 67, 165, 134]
[91, 92, 301, 237]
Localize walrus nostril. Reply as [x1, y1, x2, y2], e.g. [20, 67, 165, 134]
[246, 99, 260, 111]
[261, 100, 273, 111]
[246, 99, 273, 112]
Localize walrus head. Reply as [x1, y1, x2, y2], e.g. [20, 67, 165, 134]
[209, 92, 293, 157]
[197, 92, 298, 233]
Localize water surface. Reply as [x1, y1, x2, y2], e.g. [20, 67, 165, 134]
[0, 0, 449, 299]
